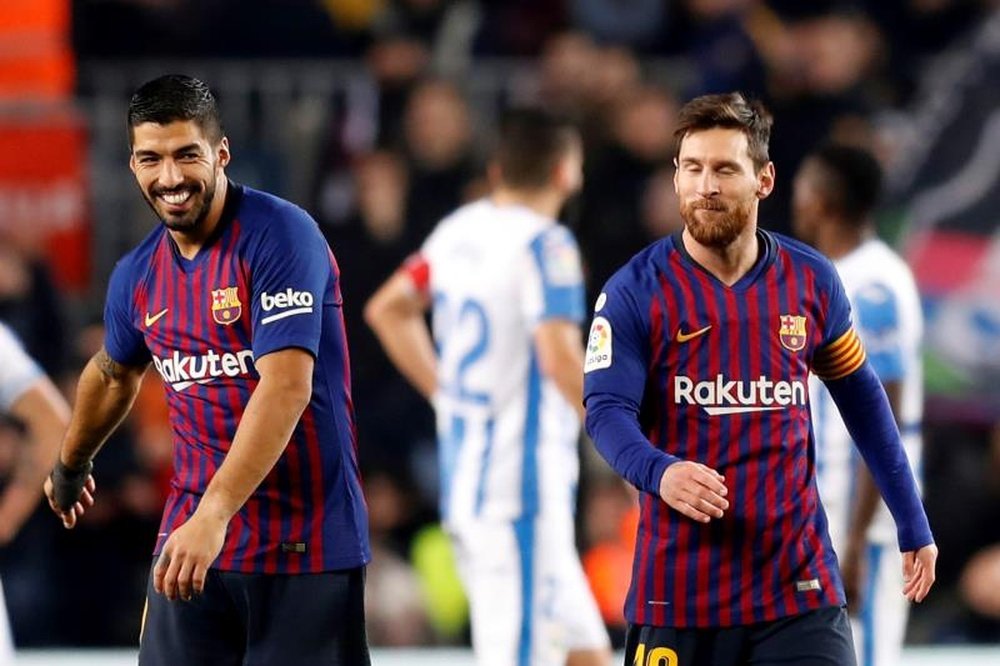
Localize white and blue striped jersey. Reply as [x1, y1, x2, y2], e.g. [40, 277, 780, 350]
[0, 321, 43, 411]
[410, 199, 585, 528]
[810, 238, 924, 548]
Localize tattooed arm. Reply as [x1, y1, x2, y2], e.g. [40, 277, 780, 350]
[44, 347, 148, 527]
[59, 347, 148, 467]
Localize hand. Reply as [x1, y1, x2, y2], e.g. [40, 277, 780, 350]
[154, 510, 227, 601]
[902, 543, 937, 603]
[43, 473, 96, 529]
[658, 461, 728, 523]
[840, 540, 867, 615]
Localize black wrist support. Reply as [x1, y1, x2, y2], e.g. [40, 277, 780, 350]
[51, 460, 93, 512]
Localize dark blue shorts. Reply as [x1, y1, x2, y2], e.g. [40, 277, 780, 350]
[138, 561, 370, 666]
[625, 606, 856, 666]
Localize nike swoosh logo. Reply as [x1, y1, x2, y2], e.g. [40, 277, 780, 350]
[676, 325, 712, 343]
[144, 308, 169, 327]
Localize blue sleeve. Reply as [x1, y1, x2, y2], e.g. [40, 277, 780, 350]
[583, 275, 677, 495]
[249, 206, 333, 359]
[819, 261, 854, 347]
[528, 226, 585, 323]
[824, 361, 933, 551]
[852, 283, 904, 382]
[103, 259, 151, 366]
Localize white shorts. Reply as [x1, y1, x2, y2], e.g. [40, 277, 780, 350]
[0, 578, 14, 666]
[449, 516, 609, 666]
[850, 543, 909, 666]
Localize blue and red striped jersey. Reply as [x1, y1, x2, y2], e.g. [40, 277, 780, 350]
[104, 183, 370, 574]
[583, 230, 868, 628]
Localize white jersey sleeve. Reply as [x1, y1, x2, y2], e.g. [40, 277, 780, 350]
[520, 225, 586, 327]
[0, 321, 43, 411]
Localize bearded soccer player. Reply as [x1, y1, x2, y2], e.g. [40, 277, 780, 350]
[583, 92, 936, 665]
[43, 75, 371, 665]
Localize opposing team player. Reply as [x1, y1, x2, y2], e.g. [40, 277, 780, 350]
[583, 92, 936, 665]
[44, 75, 371, 665]
[365, 108, 611, 666]
[0, 322, 70, 666]
[793, 144, 924, 666]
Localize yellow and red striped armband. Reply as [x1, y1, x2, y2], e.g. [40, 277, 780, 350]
[812, 328, 867, 380]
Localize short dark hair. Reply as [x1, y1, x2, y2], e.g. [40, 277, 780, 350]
[127, 74, 223, 146]
[673, 92, 773, 170]
[806, 144, 883, 225]
[496, 108, 578, 189]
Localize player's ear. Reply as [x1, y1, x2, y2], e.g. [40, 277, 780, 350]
[757, 161, 775, 199]
[673, 159, 680, 193]
[217, 137, 231, 168]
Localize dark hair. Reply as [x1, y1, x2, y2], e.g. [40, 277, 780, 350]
[495, 108, 578, 189]
[806, 144, 883, 226]
[673, 92, 773, 170]
[127, 74, 223, 145]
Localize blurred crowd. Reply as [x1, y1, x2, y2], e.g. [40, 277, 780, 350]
[1, 0, 999, 651]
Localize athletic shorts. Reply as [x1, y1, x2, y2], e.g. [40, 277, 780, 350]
[625, 605, 856, 666]
[138, 561, 369, 666]
[450, 515, 610, 666]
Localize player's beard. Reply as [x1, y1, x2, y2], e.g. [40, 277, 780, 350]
[680, 196, 755, 248]
[142, 174, 217, 233]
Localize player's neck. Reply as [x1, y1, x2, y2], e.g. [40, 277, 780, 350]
[681, 222, 760, 286]
[168, 178, 229, 259]
[491, 186, 563, 220]
[817, 221, 870, 260]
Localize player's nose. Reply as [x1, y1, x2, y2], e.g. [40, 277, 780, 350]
[157, 158, 185, 189]
[696, 171, 720, 196]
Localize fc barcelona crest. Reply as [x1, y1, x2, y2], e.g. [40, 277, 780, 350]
[779, 314, 808, 352]
[211, 286, 242, 325]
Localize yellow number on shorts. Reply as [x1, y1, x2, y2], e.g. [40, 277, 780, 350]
[634, 643, 679, 666]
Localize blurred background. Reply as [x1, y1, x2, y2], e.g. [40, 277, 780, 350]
[0, 0, 998, 659]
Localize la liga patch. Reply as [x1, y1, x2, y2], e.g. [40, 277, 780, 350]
[584, 316, 613, 372]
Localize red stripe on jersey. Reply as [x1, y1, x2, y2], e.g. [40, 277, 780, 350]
[637, 284, 666, 627]
[718, 286, 741, 626]
[761, 258, 783, 621]
[212, 225, 254, 571]
[779, 251, 804, 618]
[300, 406, 326, 571]
[671, 251, 702, 625]
[234, 253, 261, 570]
[401, 252, 431, 295]
[659, 270, 683, 626]
[742, 279, 763, 623]
[688, 267, 717, 628]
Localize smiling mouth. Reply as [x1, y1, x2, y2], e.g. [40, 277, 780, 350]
[161, 191, 191, 204]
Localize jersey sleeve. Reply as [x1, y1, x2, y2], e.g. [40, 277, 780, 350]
[852, 282, 904, 382]
[583, 271, 677, 495]
[582, 273, 650, 406]
[811, 264, 866, 381]
[248, 206, 332, 359]
[0, 322, 43, 411]
[103, 258, 151, 366]
[522, 226, 585, 325]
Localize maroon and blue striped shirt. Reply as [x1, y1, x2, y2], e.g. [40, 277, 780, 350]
[104, 183, 370, 574]
[584, 230, 875, 628]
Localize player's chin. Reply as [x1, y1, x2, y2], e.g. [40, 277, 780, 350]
[160, 212, 200, 231]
